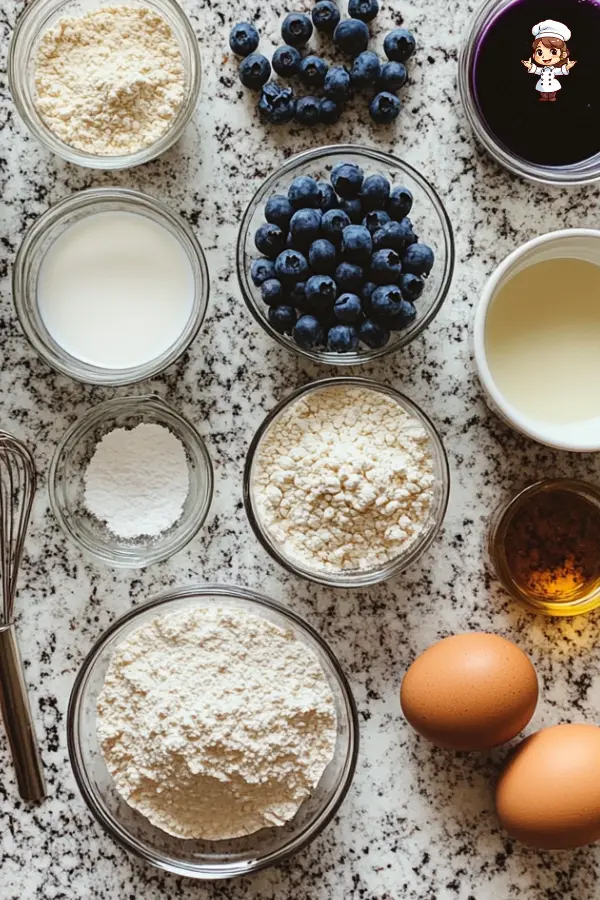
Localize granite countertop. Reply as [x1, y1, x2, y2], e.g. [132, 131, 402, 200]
[1, 0, 600, 897]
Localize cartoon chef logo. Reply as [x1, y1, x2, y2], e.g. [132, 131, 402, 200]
[521, 20, 576, 101]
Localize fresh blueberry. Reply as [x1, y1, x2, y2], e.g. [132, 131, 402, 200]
[350, 51, 381, 88]
[254, 222, 286, 258]
[309, 239, 337, 274]
[361, 280, 377, 308]
[373, 218, 416, 252]
[331, 163, 364, 198]
[265, 194, 293, 230]
[251, 257, 276, 286]
[268, 304, 297, 334]
[335, 261, 364, 293]
[317, 182, 338, 211]
[341, 224, 372, 263]
[370, 248, 402, 284]
[282, 12, 313, 46]
[328, 324, 359, 352]
[319, 98, 344, 124]
[272, 45, 302, 77]
[290, 208, 322, 248]
[360, 174, 391, 210]
[229, 22, 259, 57]
[348, 0, 379, 21]
[334, 292, 362, 323]
[300, 55, 329, 87]
[324, 66, 352, 99]
[388, 298, 417, 330]
[261, 278, 284, 305]
[403, 242, 435, 275]
[239, 54, 271, 89]
[321, 209, 351, 245]
[334, 18, 369, 56]
[388, 185, 413, 220]
[370, 284, 404, 320]
[340, 197, 363, 223]
[275, 248, 310, 281]
[293, 314, 325, 348]
[399, 272, 424, 301]
[362, 209, 390, 234]
[378, 61, 407, 92]
[258, 83, 296, 124]
[306, 275, 338, 308]
[359, 318, 390, 348]
[286, 280, 310, 310]
[312, 0, 341, 33]
[369, 91, 401, 124]
[384, 28, 416, 62]
[288, 175, 321, 209]
[295, 96, 321, 125]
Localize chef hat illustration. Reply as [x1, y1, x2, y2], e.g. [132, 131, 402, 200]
[532, 19, 571, 41]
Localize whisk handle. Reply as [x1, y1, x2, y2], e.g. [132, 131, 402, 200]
[0, 624, 46, 803]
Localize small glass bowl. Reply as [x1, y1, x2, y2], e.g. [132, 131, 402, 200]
[243, 376, 450, 588]
[236, 145, 455, 365]
[67, 584, 359, 879]
[488, 479, 600, 617]
[8, 0, 201, 169]
[49, 395, 213, 568]
[13, 187, 209, 386]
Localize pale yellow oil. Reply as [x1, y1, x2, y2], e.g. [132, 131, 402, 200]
[485, 258, 600, 424]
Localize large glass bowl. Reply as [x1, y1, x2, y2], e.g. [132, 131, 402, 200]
[237, 145, 455, 365]
[8, 0, 201, 169]
[67, 584, 359, 879]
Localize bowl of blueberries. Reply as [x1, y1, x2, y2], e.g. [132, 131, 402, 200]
[237, 144, 455, 364]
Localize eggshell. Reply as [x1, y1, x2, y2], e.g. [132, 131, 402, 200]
[496, 723, 600, 849]
[400, 633, 538, 751]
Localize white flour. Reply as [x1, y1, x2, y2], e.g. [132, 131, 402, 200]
[253, 386, 436, 571]
[34, 6, 185, 156]
[97, 606, 337, 840]
[84, 423, 189, 538]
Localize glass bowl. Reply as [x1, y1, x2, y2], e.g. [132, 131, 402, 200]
[8, 0, 201, 169]
[67, 584, 359, 879]
[13, 187, 209, 386]
[243, 376, 450, 587]
[49, 395, 213, 568]
[236, 144, 455, 366]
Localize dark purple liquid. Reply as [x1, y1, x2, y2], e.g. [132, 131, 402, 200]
[473, 0, 600, 166]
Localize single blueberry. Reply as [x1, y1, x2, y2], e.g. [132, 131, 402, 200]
[331, 162, 364, 198]
[288, 175, 321, 209]
[341, 224, 373, 263]
[306, 274, 338, 308]
[289, 208, 323, 248]
[369, 91, 401, 124]
[388, 185, 413, 220]
[268, 304, 297, 334]
[265, 194, 294, 230]
[350, 51, 381, 88]
[361, 280, 377, 311]
[334, 292, 362, 323]
[296, 96, 321, 126]
[388, 298, 417, 331]
[261, 278, 284, 305]
[370, 248, 402, 284]
[239, 54, 271, 90]
[286, 280, 310, 311]
[229, 22, 259, 57]
[378, 60, 408, 92]
[293, 314, 325, 348]
[328, 324, 359, 352]
[317, 182, 338, 211]
[281, 12, 313, 46]
[312, 0, 341, 32]
[258, 83, 296, 124]
[272, 45, 302, 77]
[254, 222, 286, 258]
[333, 18, 369, 56]
[309, 239, 337, 274]
[251, 257, 276, 286]
[324, 66, 352, 100]
[362, 209, 390, 234]
[300, 55, 329, 87]
[402, 242, 435, 276]
[275, 248, 310, 281]
[399, 272, 424, 301]
[319, 98, 344, 124]
[321, 209, 351, 245]
[359, 318, 390, 348]
[335, 261, 364, 293]
[348, 0, 379, 22]
[384, 28, 416, 62]
[340, 197, 363, 223]
[373, 218, 416, 252]
[360, 174, 391, 210]
[370, 284, 404, 320]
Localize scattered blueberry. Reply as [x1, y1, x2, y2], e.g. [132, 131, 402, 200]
[370, 248, 402, 284]
[255, 223, 286, 258]
[229, 22, 259, 57]
[359, 318, 390, 348]
[340, 197, 363, 223]
[261, 278, 284, 305]
[258, 83, 296, 124]
[324, 66, 352, 100]
[384, 28, 416, 62]
[306, 275, 338, 308]
[268, 304, 297, 334]
[300, 55, 329, 87]
[312, 0, 341, 33]
[341, 224, 372, 264]
[294, 315, 325, 348]
[265, 194, 293, 230]
[290, 208, 322, 247]
[281, 12, 313, 46]
[360, 173, 390, 210]
[251, 257, 276, 286]
[373, 219, 416, 252]
[361, 280, 376, 311]
[286, 280, 310, 310]
[309, 238, 337, 274]
[328, 324, 359, 352]
[275, 248, 310, 281]
[272, 45, 302, 77]
[388, 185, 413, 220]
[319, 97, 344, 124]
[351, 51, 381, 88]
[333, 18, 369, 56]
[288, 175, 321, 209]
[379, 60, 407, 92]
[239, 54, 271, 90]
[335, 261, 364, 293]
[321, 208, 351, 245]
[370, 284, 404, 320]
[388, 298, 417, 330]
[331, 163, 364, 198]
[334, 292, 362, 323]
[402, 242, 435, 275]
[348, 0, 380, 22]
[295, 96, 321, 126]
[369, 91, 401, 124]
[399, 272, 424, 301]
[317, 182, 338, 211]
[362, 209, 390, 234]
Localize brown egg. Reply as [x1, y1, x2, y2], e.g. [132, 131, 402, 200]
[400, 633, 538, 751]
[496, 723, 600, 849]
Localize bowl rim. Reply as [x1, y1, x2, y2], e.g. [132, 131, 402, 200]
[7, 0, 202, 170]
[236, 143, 455, 366]
[48, 393, 214, 567]
[243, 375, 451, 587]
[67, 583, 360, 879]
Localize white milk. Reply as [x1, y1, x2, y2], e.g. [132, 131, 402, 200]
[38, 211, 195, 369]
[485, 257, 600, 425]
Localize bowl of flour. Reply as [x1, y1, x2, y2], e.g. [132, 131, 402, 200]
[67, 584, 359, 879]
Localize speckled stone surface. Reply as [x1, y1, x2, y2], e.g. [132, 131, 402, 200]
[1, 0, 600, 896]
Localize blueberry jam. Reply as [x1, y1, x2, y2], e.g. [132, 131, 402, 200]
[473, 0, 600, 167]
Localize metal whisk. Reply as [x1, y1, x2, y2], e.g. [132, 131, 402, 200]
[0, 431, 46, 803]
